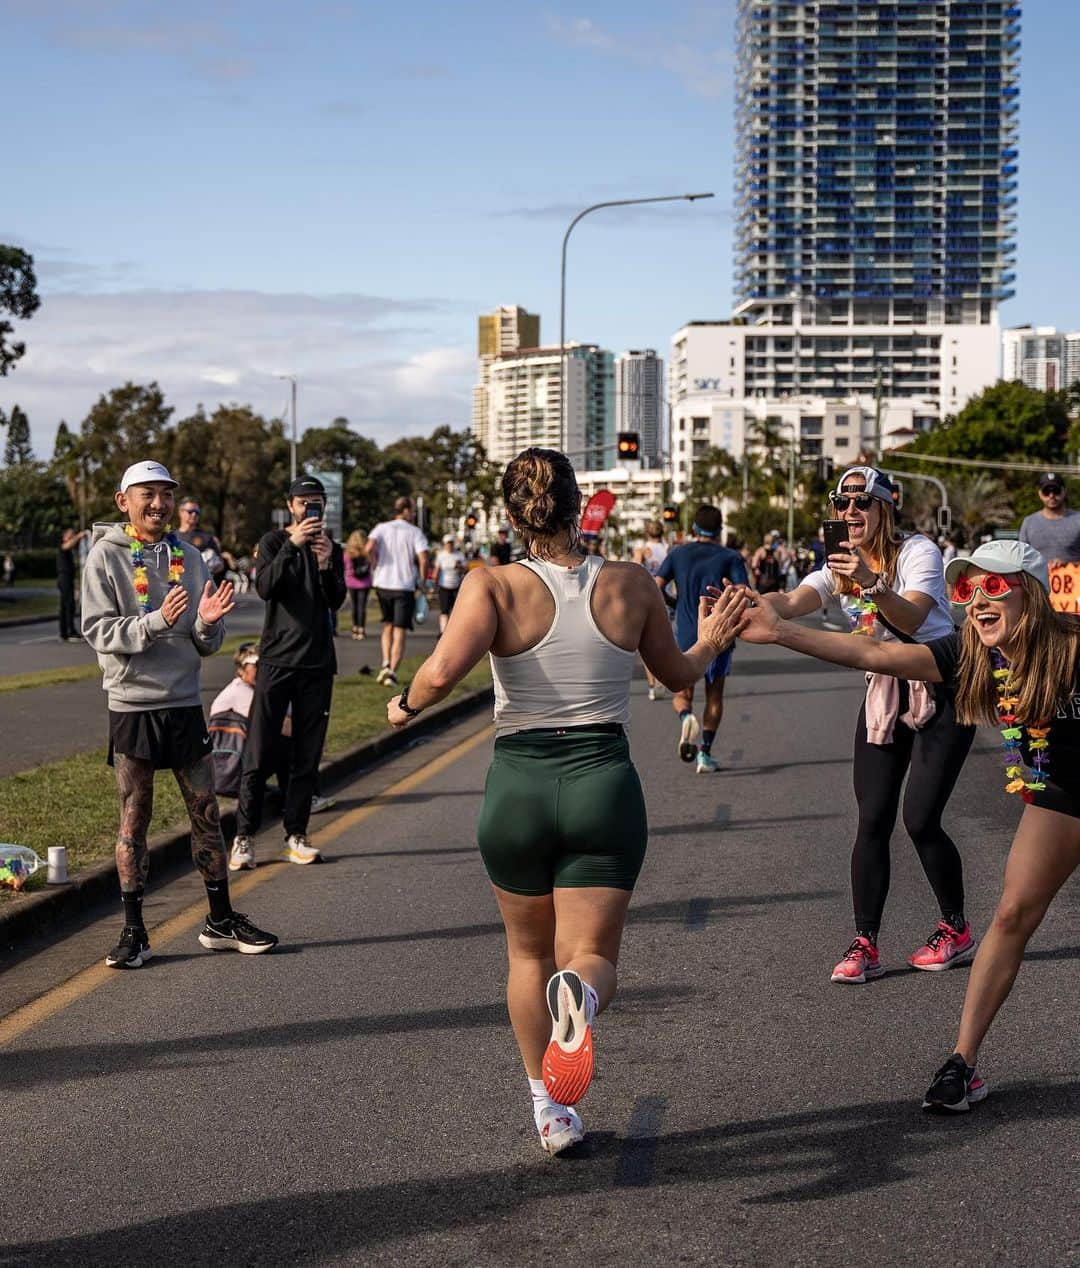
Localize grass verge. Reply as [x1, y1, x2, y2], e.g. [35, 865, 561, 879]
[1, 654, 491, 899]
[0, 634, 258, 694]
[0, 588, 57, 622]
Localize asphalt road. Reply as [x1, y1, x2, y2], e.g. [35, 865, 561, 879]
[0, 594, 441, 777]
[2, 644, 1078, 1266]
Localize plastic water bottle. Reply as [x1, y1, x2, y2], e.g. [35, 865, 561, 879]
[0, 845, 46, 891]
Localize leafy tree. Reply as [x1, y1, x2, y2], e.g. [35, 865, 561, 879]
[68, 382, 175, 520]
[1, 404, 33, 466]
[0, 245, 40, 376]
[382, 426, 499, 537]
[298, 419, 414, 534]
[172, 405, 290, 551]
[900, 382, 1075, 523]
[0, 463, 75, 548]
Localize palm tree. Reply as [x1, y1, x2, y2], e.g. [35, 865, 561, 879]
[946, 472, 1014, 545]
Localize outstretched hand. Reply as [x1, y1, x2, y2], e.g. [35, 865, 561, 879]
[198, 579, 235, 625]
[697, 585, 749, 653]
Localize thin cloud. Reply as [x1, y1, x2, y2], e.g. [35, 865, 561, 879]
[547, 14, 733, 99]
[0, 288, 474, 455]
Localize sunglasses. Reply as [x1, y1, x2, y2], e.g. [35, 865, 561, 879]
[950, 572, 1021, 604]
[181, 506, 201, 515]
[829, 492, 875, 512]
[1041, 486, 1063, 496]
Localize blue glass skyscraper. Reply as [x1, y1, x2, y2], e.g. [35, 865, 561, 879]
[732, 0, 1019, 404]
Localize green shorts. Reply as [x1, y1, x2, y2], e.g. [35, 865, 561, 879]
[476, 726, 648, 896]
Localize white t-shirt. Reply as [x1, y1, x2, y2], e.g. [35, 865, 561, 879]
[210, 677, 255, 719]
[369, 519, 429, 591]
[435, 549, 466, 589]
[797, 533, 955, 643]
[640, 541, 668, 577]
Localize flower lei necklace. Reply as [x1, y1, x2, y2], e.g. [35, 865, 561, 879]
[125, 524, 184, 612]
[847, 594, 878, 637]
[992, 649, 1050, 801]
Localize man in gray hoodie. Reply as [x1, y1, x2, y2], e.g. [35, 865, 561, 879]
[82, 459, 278, 967]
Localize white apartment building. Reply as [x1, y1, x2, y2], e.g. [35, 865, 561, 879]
[1002, 326, 1080, 392]
[615, 349, 664, 466]
[486, 344, 614, 469]
[575, 465, 670, 544]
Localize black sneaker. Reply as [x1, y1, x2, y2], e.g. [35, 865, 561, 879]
[922, 1053, 988, 1113]
[198, 911, 278, 955]
[105, 925, 152, 969]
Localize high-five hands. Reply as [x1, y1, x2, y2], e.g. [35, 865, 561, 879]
[697, 585, 751, 653]
[704, 581, 782, 645]
[198, 579, 236, 625]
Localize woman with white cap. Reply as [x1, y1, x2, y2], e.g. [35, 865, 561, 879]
[758, 464, 977, 985]
[730, 539, 1080, 1112]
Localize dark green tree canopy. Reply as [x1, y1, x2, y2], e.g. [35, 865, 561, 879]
[0, 245, 41, 376]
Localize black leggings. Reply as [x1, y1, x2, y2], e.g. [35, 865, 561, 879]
[350, 589, 369, 628]
[851, 694, 975, 934]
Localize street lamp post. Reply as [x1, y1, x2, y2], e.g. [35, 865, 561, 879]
[276, 373, 299, 482]
[559, 192, 714, 453]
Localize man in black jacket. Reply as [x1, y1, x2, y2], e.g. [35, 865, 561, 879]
[230, 475, 346, 869]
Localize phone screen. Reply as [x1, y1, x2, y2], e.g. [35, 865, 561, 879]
[822, 519, 852, 558]
[303, 503, 322, 520]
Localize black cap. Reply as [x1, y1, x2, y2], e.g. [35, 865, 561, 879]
[288, 475, 326, 498]
[1039, 472, 1064, 490]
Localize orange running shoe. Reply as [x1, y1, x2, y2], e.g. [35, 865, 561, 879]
[542, 970, 595, 1105]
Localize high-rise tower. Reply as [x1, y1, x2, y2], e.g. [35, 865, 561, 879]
[472, 306, 541, 454]
[730, 0, 1019, 407]
[616, 350, 664, 466]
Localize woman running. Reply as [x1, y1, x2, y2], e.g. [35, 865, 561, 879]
[729, 540, 1080, 1112]
[760, 465, 975, 984]
[386, 447, 741, 1155]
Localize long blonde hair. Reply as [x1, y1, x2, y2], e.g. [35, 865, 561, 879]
[834, 497, 905, 598]
[345, 530, 367, 558]
[955, 574, 1080, 726]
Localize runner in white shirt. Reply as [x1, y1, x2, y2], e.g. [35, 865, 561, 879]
[366, 496, 429, 686]
[434, 534, 466, 633]
[758, 465, 977, 986]
[633, 521, 670, 700]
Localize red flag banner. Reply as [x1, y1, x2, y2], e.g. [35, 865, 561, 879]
[1049, 563, 1080, 613]
[581, 490, 616, 536]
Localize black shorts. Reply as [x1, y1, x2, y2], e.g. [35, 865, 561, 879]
[376, 588, 415, 630]
[107, 706, 211, 770]
[438, 585, 461, 616]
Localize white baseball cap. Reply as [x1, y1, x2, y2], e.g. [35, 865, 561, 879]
[945, 539, 1049, 593]
[119, 460, 178, 493]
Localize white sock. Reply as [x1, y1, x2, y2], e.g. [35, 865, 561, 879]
[529, 1076, 559, 1128]
[583, 981, 599, 1025]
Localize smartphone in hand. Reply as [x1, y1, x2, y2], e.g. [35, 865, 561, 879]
[822, 519, 852, 558]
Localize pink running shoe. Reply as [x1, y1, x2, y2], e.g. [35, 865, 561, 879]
[830, 936, 884, 984]
[908, 921, 977, 972]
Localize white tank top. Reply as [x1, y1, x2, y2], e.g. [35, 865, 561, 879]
[491, 556, 635, 738]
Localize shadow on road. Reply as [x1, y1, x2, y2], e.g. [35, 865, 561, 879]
[0, 984, 690, 1093]
[5, 1080, 1077, 1266]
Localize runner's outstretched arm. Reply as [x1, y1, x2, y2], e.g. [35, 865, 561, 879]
[386, 568, 499, 722]
[734, 585, 942, 681]
[638, 577, 747, 691]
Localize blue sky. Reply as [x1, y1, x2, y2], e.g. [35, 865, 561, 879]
[2, 0, 1075, 457]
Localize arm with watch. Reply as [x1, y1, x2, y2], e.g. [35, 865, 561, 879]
[825, 544, 935, 636]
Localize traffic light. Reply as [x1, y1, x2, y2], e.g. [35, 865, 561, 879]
[662, 505, 678, 524]
[616, 432, 641, 461]
[891, 480, 903, 510]
[465, 510, 478, 530]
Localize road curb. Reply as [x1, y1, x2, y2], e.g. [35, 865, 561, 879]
[0, 684, 493, 951]
[0, 614, 55, 629]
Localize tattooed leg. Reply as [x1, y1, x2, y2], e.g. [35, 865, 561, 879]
[174, 754, 228, 882]
[114, 754, 155, 893]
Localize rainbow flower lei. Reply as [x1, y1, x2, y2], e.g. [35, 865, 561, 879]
[125, 524, 185, 612]
[992, 650, 1049, 802]
[847, 594, 879, 637]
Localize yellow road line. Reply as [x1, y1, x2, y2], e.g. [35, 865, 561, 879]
[0, 721, 493, 1048]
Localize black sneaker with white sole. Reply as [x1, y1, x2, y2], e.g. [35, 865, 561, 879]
[105, 924, 152, 969]
[922, 1053, 988, 1113]
[198, 911, 278, 955]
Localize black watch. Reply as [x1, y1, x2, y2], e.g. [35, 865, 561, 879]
[397, 683, 422, 719]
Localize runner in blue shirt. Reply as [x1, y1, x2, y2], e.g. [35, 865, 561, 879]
[656, 504, 748, 772]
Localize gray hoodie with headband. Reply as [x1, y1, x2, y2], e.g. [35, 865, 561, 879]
[81, 523, 224, 712]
